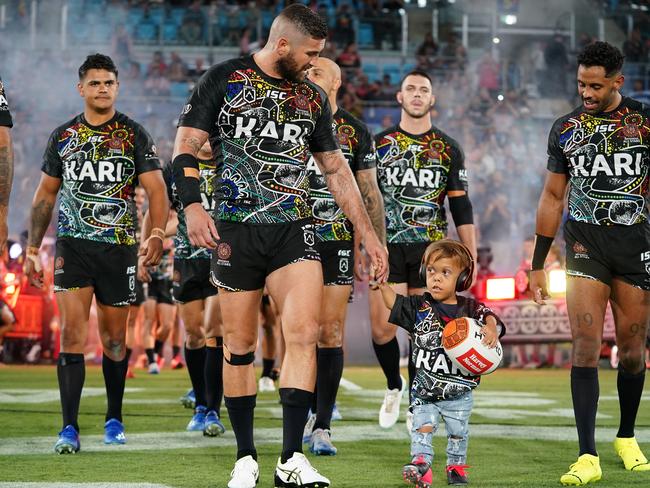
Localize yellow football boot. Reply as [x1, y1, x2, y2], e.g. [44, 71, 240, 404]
[560, 454, 602, 486]
[614, 437, 650, 471]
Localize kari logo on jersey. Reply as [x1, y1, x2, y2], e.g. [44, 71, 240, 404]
[568, 151, 645, 177]
[384, 167, 444, 188]
[233, 117, 311, 144]
[414, 348, 469, 376]
[63, 158, 131, 183]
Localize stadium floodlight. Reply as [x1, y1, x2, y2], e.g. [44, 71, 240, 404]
[486, 277, 515, 300]
[548, 269, 567, 294]
[492, 37, 500, 44]
[418, 0, 426, 7]
[4, 272, 15, 283]
[497, 94, 504, 101]
[504, 14, 517, 25]
[9, 242, 22, 260]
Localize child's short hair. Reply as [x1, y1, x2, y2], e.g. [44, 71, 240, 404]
[420, 240, 474, 291]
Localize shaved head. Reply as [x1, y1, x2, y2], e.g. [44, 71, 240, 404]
[307, 57, 341, 98]
[268, 4, 328, 43]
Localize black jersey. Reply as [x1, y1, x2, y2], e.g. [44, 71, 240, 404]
[307, 108, 376, 242]
[375, 125, 467, 244]
[547, 96, 650, 226]
[163, 158, 218, 259]
[0, 77, 12, 128]
[389, 294, 504, 404]
[42, 112, 161, 245]
[178, 55, 339, 225]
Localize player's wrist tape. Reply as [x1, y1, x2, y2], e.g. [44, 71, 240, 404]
[172, 153, 202, 207]
[150, 227, 165, 240]
[449, 194, 474, 226]
[531, 234, 554, 270]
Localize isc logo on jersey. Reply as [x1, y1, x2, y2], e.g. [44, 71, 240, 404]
[569, 150, 645, 177]
[63, 158, 131, 182]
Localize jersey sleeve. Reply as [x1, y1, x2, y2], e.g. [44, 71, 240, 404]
[388, 294, 424, 332]
[0, 77, 13, 128]
[41, 129, 63, 178]
[177, 63, 227, 132]
[547, 118, 570, 174]
[308, 86, 339, 153]
[445, 138, 468, 192]
[134, 124, 162, 174]
[354, 124, 377, 172]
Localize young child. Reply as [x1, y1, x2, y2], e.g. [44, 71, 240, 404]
[372, 239, 505, 487]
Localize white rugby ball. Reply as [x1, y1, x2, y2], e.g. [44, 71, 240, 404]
[442, 317, 503, 375]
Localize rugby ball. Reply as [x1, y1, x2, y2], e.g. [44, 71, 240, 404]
[442, 317, 502, 375]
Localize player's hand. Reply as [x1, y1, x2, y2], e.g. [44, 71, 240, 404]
[362, 231, 388, 284]
[137, 256, 152, 283]
[24, 247, 44, 288]
[139, 236, 163, 267]
[354, 241, 370, 282]
[186, 203, 218, 249]
[529, 269, 550, 305]
[482, 316, 499, 348]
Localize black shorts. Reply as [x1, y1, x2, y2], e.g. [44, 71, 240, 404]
[132, 279, 146, 306]
[387, 242, 430, 288]
[173, 257, 217, 304]
[564, 220, 650, 290]
[211, 219, 320, 291]
[317, 241, 354, 286]
[147, 276, 174, 304]
[54, 237, 137, 306]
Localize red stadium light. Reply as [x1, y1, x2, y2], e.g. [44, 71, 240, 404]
[4, 272, 16, 283]
[485, 277, 516, 300]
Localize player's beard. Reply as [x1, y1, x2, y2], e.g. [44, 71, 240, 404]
[276, 54, 308, 83]
[401, 101, 430, 119]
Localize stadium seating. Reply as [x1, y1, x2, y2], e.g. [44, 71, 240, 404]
[135, 22, 158, 43]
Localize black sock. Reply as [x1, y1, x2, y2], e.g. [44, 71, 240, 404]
[262, 358, 275, 378]
[205, 342, 224, 415]
[185, 345, 207, 408]
[280, 388, 312, 463]
[314, 347, 343, 431]
[125, 348, 132, 364]
[57, 353, 85, 431]
[372, 337, 402, 390]
[154, 340, 164, 358]
[225, 394, 257, 460]
[407, 338, 416, 404]
[617, 365, 645, 438]
[145, 348, 155, 365]
[172, 345, 181, 357]
[102, 353, 128, 423]
[571, 366, 599, 456]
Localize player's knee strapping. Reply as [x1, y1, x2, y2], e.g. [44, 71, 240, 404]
[224, 348, 254, 366]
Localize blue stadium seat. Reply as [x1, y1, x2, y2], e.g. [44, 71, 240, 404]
[135, 22, 157, 43]
[92, 22, 113, 43]
[162, 22, 179, 43]
[363, 64, 379, 80]
[127, 7, 144, 25]
[357, 23, 374, 48]
[383, 64, 402, 85]
[170, 82, 190, 99]
[148, 7, 165, 25]
[238, 10, 251, 29]
[261, 10, 273, 30]
[70, 22, 90, 43]
[169, 8, 185, 25]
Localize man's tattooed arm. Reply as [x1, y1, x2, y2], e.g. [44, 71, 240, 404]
[0, 128, 13, 208]
[355, 167, 386, 244]
[28, 174, 61, 248]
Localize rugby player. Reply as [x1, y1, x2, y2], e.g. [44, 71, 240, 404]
[172, 5, 388, 487]
[0, 74, 13, 253]
[371, 70, 476, 428]
[24, 54, 168, 453]
[530, 41, 650, 485]
[303, 56, 386, 455]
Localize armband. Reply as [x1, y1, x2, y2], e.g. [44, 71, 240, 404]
[531, 234, 554, 270]
[449, 194, 474, 226]
[172, 153, 201, 207]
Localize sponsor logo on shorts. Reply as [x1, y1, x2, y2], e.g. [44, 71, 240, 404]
[216, 242, 232, 267]
[54, 257, 64, 275]
[573, 241, 589, 259]
[303, 225, 315, 248]
[339, 257, 349, 274]
[129, 275, 135, 291]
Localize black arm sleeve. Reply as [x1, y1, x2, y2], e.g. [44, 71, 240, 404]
[0, 77, 13, 128]
[449, 194, 474, 226]
[446, 138, 468, 192]
[546, 118, 570, 174]
[134, 124, 162, 174]
[387, 294, 424, 333]
[41, 129, 63, 178]
[308, 85, 339, 153]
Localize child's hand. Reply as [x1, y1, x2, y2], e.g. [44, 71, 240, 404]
[481, 316, 499, 348]
[368, 264, 382, 290]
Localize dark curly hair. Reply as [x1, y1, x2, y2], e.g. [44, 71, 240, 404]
[400, 69, 433, 88]
[576, 41, 624, 77]
[279, 3, 328, 40]
[78, 53, 118, 80]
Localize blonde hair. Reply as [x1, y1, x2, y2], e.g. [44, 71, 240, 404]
[422, 239, 472, 271]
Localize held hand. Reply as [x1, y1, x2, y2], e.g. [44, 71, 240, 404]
[362, 231, 388, 284]
[186, 203, 218, 249]
[139, 236, 163, 267]
[529, 269, 550, 305]
[24, 248, 44, 288]
[481, 317, 499, 348]
[137, 258, 152, 283]
[354, 242, 370, 282]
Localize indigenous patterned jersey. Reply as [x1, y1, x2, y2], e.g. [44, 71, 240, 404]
[0, 77, 12, 127]
[42, 112, 161, 245]
[375, 125, 467, 243]
[547, 97, 650, 226]
[178, 55, 338, 224]
[163, 158, 218, 259]
[307, 108, 376, 242]
[389, 294, 504, 404]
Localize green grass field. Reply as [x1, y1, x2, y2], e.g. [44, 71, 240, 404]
[1, 365, 649, 487]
